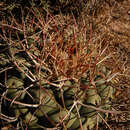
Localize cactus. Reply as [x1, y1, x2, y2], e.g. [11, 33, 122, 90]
[0, 8, 120, 129]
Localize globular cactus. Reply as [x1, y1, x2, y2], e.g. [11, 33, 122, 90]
[0, 8, 119, 129]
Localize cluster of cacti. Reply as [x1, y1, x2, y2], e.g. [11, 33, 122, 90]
[0, 8, 118, 129]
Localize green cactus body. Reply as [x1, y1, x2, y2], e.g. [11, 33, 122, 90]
[0, 8, 116, 129]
